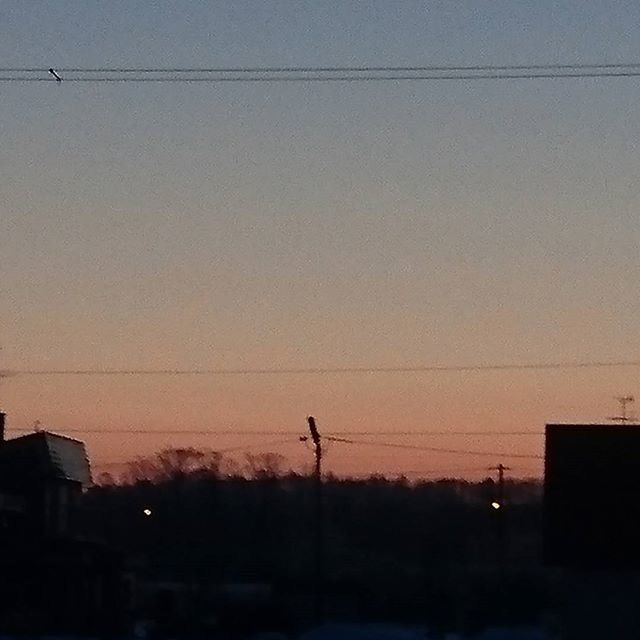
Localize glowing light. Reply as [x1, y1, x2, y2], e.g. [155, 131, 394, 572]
[491, 501, 501, 510]
[143, 508, 152, 516]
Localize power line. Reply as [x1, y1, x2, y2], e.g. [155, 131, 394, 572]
[334, 431, 543, 436]
[5, 426, 544, 458]
[4, 427, 303, 449]
[5, 428, 543, 436]
[5, 63, 640, 73]
[325, 435, 544, 460]
[6, 358, 640, 377]
[6, 428, 305, 435]
[5, 71, 640, 83]
[210, 437, 300, 453]
[398, 467, 496, 476]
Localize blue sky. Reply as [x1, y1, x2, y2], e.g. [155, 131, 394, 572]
[1, 2, 639, 474]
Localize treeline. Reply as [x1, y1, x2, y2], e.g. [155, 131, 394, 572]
[81, 448, 549, 633]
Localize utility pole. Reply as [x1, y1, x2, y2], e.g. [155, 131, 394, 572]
[493, 463, 509, 508]
[489, 464, 510, 570]
[306, 416, 324, 624]
[611, 395, 635, 422]
[0, 346, 6, 413]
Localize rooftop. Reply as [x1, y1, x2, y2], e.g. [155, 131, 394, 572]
[0, 430, 91, 487]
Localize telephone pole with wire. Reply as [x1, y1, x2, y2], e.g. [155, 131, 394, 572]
[303, 416, 325, 624]
[0, 347, 10, 421]
[489, 463, 510, 569]
[490, 463, 510, 508]
[610, 395, 635, 422]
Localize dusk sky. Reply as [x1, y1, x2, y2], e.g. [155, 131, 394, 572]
[2, 1, 640, 477]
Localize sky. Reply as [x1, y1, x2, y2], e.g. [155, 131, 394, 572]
[1, 1, 640, 478]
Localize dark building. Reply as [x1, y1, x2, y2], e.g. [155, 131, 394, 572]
[544, 422, 640, 570]
[0, 411, 125, 634]
[0, 415, 91, 536]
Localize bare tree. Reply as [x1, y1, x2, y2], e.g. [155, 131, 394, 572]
[244, 452, 287, 479]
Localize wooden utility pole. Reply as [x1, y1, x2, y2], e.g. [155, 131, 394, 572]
[489, 464, 510, 569]
[611, 395, 635, 422]
[307, 416, 325, 624]
[494, 463, 509, 506]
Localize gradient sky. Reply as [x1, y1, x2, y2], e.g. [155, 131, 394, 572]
[2, 1, 640, 478]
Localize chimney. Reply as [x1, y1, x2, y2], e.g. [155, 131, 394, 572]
[0, 411, 4, 443]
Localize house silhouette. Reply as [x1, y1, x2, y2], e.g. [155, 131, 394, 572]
[0, 412, 125, 635]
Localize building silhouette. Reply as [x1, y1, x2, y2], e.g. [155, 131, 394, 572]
[0, 411, 125, 635]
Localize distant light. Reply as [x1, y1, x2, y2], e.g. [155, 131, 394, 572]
[143, 508, 152, 517]
[491, 501, 501, 510]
